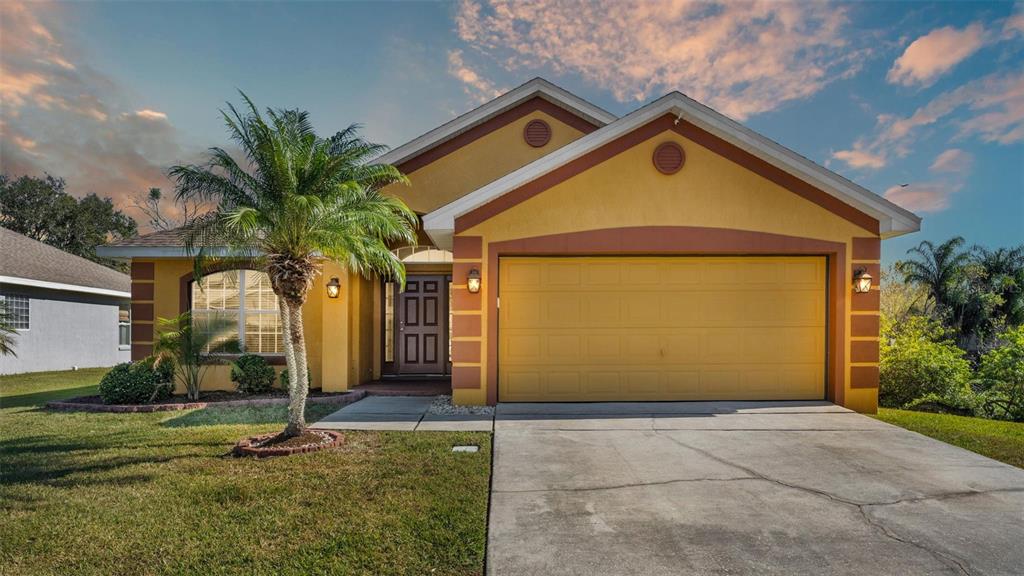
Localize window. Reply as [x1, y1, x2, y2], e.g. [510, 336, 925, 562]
[119, 306, 131, 347]
[191, 270, 282, 355]
[0, 295, 29, 330]
[384, 282, 395, 362]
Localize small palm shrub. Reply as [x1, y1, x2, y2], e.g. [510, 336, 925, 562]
[231, 354, 276, 395]
[879, 316, 971, 408]
[98, 358, 174, 404]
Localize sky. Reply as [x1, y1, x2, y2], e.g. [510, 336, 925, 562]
[1, 0, 1022, 262]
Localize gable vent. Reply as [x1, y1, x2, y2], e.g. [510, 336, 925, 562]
[653, 141, 685, 175]
[523, 119, 552, 147]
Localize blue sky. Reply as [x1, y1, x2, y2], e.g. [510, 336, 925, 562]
[1, 1, 1021, 262]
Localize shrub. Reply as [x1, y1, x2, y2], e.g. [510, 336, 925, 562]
[879, 316, 972, 408]
[279, 367, 312, 389]
[98, 358, 174, 405]
[231, 354, 276, 395]
[974, 326, 1024, 422]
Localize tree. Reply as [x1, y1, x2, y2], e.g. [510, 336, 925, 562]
[130, 187, 205, 231]
[169, 94, 417, 437]
[896, 237, 971, 311]
[971, 245, 1024, 329]
[0, 174, 137, 268]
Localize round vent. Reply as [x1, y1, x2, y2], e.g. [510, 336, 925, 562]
[653, 142, 685, 175]
[523, 119, 552, 147]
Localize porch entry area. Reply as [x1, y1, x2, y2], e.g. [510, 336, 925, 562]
[381, 247, 454, 378]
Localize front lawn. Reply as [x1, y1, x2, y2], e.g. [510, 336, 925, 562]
[0, 367, 109, 408]
[0, 370, 491, 575]
[872, 408, 1024, 469]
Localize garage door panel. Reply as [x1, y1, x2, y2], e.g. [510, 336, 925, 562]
[499, 256, 826, 402]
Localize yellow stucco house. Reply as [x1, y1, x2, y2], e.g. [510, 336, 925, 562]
[100, 78, 920, 413]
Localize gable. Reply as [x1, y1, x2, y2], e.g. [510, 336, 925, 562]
[382, 97, 600, 214]
[458, 114, 876, 244]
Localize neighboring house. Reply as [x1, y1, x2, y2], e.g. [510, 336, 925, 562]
[98, 78, 920, 412]
[1, 227, 131, 374]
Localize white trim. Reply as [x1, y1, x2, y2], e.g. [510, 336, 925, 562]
[95, 245, 242, 259]
[0, 275, 130, 298]
[376, 78, 617, 168]
[423, 92, 921, 249]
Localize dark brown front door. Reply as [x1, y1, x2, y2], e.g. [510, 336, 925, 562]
[396, 276, 447, 374]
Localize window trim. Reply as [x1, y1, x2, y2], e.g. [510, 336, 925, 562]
[190, 269, 284, 357]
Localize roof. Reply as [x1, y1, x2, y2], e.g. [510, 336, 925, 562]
[375, 78, 618, 168]
[423, 91, 922, 248]
[0, 227, 130, 298]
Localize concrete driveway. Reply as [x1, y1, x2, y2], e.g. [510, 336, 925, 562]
[488, 402, 1024, 576]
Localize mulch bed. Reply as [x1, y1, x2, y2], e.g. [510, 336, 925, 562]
[233, 429, 343, 458]
[45, 389, 367, 413]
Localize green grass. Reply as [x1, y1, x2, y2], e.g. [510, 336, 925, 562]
[0, 367, 109, 408]
[0, 370, 491, 575]
[872, 408, 1024, 469]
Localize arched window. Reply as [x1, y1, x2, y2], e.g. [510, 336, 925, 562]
[191, 270, 283, 355]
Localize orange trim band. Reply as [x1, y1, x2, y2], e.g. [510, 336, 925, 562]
[484, 226, 847, 407]
[398, 97, 600, 174]
[456, 114, 880, 234]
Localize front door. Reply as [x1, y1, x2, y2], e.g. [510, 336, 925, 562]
[396, 275, 448, 374]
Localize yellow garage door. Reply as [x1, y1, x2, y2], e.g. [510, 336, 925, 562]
[498, 256, 826, 402]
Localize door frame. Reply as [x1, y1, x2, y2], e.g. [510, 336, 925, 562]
[381, 274, 452, 376]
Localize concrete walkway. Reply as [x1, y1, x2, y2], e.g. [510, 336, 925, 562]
[312, 396, 493, 431]
[488, 401, 1024, 576]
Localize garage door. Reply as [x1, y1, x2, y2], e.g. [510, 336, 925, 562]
[498, 256, 826, 402]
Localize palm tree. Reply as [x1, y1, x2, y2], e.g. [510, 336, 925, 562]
[169, 94, 417, 437]
[896, 237, 971, 311]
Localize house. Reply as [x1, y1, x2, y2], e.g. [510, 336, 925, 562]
[1, 227, 131, 374]
[98, 78, 920, 412]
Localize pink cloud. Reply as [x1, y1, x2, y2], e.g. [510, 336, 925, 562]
[0, 1, 187, 229]
[454, 0, 868, 120]
[447, 49, 506, 104]
[929, 148, 973, 173]
[887, 23, 986, 87]
[831, 147, 886, 169]
[884, 182, 961, 213]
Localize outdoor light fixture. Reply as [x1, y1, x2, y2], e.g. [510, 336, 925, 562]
[853, 269, 873, 293]
[466, 268, 481, 294]
[326, 277, 341, 299]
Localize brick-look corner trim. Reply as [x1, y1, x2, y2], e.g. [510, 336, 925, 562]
[451, 236, 484, 391]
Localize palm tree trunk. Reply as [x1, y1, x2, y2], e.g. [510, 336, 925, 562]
[280, 298, 308, 437]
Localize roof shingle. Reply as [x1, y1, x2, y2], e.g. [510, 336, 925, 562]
[0, 227, 130, 293]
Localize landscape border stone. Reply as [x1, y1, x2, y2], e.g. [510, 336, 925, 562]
[45, 389, 367, 413]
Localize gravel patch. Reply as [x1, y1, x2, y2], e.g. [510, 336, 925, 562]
[428, 395, 495, 416]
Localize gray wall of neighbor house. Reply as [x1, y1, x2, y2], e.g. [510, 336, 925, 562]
[0, 285, 130, 375]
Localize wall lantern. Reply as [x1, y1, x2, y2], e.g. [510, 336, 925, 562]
[853, 269, 873, 293]
[466, 268, 481, 294]
[326, 277, 341, 299]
